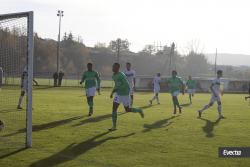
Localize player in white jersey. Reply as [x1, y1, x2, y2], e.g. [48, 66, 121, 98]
[198, 70, 226, 119]
[122, 62, 136, 107]
[96, 74, 102, 95]
[150, 73, 161, 104]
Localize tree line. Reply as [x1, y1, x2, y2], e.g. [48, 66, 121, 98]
[1, 27, 250, 79]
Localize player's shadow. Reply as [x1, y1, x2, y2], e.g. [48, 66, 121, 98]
[142, 115, 180, 132]
[2, 116, 84, 138]
[198, 118, 221, 138]
[0, 148, 26, 159]
[71, 113, 126, 127]
[29, 132, 135, 167]
[181, 103, 191, 107]
[140, 104, 157, 109]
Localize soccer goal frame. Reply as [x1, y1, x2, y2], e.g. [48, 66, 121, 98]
[0, 11, 33, 148]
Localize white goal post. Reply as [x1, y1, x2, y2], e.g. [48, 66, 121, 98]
[0, 11, 33, 148]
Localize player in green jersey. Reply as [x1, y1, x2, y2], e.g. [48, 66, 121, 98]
[80, 63, 100, 116]
[166, 70, 185, 114]
[109, 63, 144, 131]
[185, 75, 197, 103]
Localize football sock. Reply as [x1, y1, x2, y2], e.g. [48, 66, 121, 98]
[151, 96, 156, 101]
[131, 107, 140, 113]
[200, 104, 210, 112]
[217, 105, 222, 117]
[173, 100, 177, 110]
[176, 101, 181, 108]
[112, 111, 117, 128]
[156, 96, 159, 103]
[189, 96, 191, 102]
[18, 96, 23, 106]
[130, 99, 133, 107]
[88, 101, 93, 113]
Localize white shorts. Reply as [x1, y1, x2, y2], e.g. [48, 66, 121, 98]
[188, 89, 195, 95]
[171, 91, 179, 97]
[85, 87, 96, 97]
[129, 85, 134, 96]
[210, 92, 221, 103]
[21, 82, 27, 92]
[154, 87, 160, 94]
[113, 94, 130, 107]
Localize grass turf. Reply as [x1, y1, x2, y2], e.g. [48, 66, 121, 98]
[0, 86, 250, 167]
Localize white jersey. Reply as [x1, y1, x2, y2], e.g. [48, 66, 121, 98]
[122, 70, 135, 86]
[154, 76, 161, 88]
[211, 77, 220, 93]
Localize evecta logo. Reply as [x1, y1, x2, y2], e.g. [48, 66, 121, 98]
[115, 82, 121, 86]
[171, 83, 179, 86]
[223, 150, 241, 156]
[85, 77, 94, 80]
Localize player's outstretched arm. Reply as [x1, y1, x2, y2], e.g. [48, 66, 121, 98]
[80, 73, 86, 85]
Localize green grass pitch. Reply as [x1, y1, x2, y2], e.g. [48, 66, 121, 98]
[0, 86, 249, 167]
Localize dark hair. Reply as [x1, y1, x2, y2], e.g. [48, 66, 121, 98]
[126, 62, 131, 65]
[217, 70, 223, 75]
[172, 70, 177, 75]
[87, 63, 92, 66]
[157, 72, 161, 76]
[114, 63, 120, 68]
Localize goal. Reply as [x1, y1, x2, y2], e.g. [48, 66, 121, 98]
[0, 11, 33, 148]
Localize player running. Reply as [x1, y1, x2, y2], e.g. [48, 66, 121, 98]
[122, 62, 136, 107]
[198, 70, 226, 119]
[109, 63, 144, 131]
[150, 73, 161, 104]
[185, 75, 196, 103]
[80, 63, 100, 116]
[166, 70, 184, 114]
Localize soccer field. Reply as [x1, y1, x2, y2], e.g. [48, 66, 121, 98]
[0, 86, 249, 167]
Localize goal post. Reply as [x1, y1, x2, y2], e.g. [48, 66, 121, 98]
[0, 11, 33, 148]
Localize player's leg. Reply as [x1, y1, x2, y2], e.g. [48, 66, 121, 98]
[123, 95, 144, 118]
[188, 89, 192, 102]
[217, 96, 226, 118]
[17, 91, 25, 109]
[174, 94, 182, 113]
[198, 94, 214, 117]
[130, 95, 133, 107]
[87, 96, 94, 116]
[85, 87, 95, 116]
[109, 94, 121, 131]
[150, 88, 156, 104]
[109, 102, 119, 131]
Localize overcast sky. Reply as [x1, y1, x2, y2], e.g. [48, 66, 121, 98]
[1, 0, 250, 55]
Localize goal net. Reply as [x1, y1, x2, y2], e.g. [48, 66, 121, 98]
[0, 11, 33, 148]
